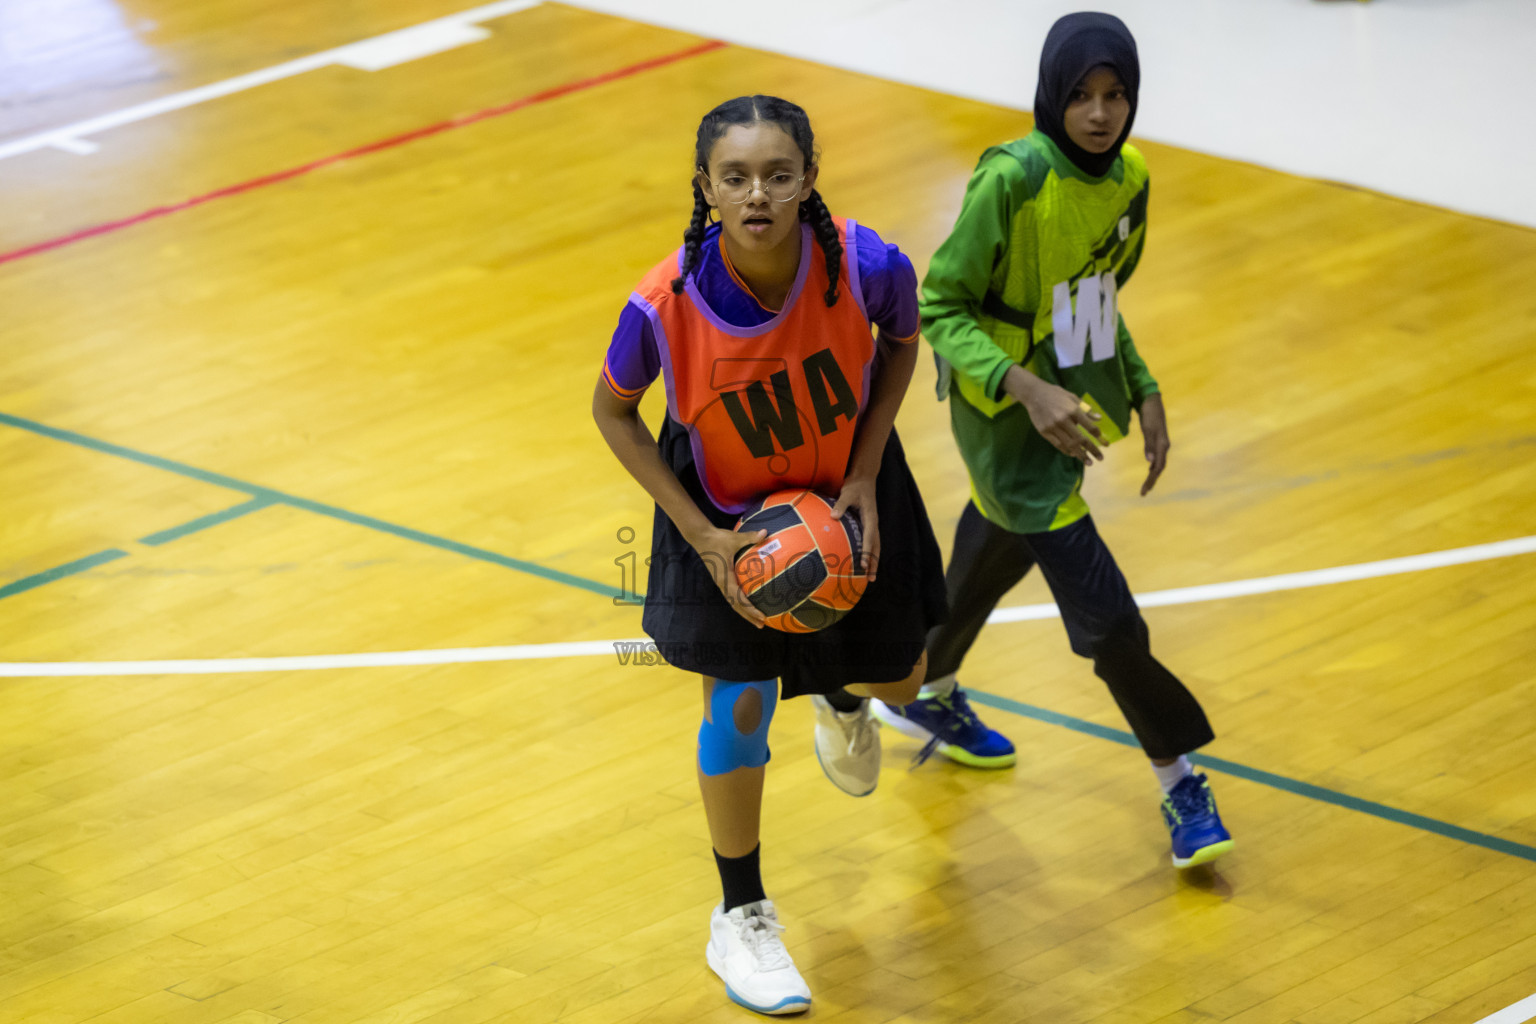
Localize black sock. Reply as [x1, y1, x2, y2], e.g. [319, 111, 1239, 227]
[714, 844, 767, 911]
[822, 688, 865, 713]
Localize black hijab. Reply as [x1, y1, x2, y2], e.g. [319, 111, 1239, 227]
[1033, 12, 1140, 178]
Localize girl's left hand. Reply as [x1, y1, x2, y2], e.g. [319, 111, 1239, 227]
[830, 476, 880, 581]
[1138, 393, 1170, 496]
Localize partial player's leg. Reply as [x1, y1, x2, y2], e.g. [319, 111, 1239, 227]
[873, 500, 1022, 768]
[928, 501, 1037, 680]
[697, 677, 812, 1015]
[809, 651, 927, 797]
[1024, 517, 1233, 868]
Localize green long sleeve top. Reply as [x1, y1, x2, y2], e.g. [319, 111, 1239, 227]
[920, 129, 1160, 532]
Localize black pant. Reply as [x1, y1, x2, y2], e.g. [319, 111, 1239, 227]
[926, 502, 1213, 760]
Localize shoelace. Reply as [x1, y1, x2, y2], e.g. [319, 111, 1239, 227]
[941, 691, 983, 734]
[912, 736, 942, 767]
[737, 911, 792, 970]
[910, 692, 983, 768]
[835, 707, 876, 757]
[1168, 778, 1211, 822]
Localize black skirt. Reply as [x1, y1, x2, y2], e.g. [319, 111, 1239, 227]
[641, 415, 948, 699]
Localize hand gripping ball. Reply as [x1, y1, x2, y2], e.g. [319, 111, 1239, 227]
[733, 489, 867, 633]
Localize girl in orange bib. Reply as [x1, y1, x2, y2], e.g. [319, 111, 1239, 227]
[593, 95, 946, 1014]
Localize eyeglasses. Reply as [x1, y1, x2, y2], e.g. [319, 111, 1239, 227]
[710, 172, 805, 204]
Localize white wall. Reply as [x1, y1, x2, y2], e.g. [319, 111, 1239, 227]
[569, 0, 1536, 228]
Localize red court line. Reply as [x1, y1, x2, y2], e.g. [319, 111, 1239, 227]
[0, 38, 727, 268]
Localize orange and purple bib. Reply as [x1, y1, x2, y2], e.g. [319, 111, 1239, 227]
[625, 219, 887, 513]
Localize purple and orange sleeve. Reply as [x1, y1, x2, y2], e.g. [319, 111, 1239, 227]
[856, 226, 921, 344]
[602, 301, 660, 399]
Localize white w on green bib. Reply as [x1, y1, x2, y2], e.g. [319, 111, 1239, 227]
[1053, 269, 1118, 369]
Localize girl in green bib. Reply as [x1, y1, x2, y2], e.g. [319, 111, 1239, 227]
[875, 12, 1234, 869]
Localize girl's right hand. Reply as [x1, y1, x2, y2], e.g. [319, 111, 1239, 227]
[688, 525, 769, 628]
[1004, 367, 1105, 464]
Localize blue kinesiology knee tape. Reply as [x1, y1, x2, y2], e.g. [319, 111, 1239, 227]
[697, 679, 777, 776]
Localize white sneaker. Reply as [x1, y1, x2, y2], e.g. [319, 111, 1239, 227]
[705, 900, 812, 1015]
[811, 694, 881, 796]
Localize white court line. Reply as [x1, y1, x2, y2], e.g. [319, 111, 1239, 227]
[0, 0, 541, 161]
[0, 640, 637, 678]
[1, 534, 1532, 678]
[986, 534, 1536, 624]
[1476, 993, 1536, 1024]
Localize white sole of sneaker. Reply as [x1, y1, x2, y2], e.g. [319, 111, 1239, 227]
[871, 702, 933, 742]
[871, 702, 1018, 770]
[706, 944, 812, 1015]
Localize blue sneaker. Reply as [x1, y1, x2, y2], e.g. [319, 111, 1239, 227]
[1161, 773, 1234, 868]
[872, 688, 1016, 769]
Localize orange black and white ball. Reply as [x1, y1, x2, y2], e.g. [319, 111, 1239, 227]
[733, 489, 867, 633]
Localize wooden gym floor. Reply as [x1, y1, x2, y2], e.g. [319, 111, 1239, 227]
[1, 3, 1534, 1022]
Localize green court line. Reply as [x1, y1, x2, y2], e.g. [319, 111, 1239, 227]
[0, 411, 624, 599]
[139, 495, 278, 546]
[965, 688, 1536, 864]
[14, 412, 1528, 866]
[4, 499, 279, 603]
[0, 549, 130, 600]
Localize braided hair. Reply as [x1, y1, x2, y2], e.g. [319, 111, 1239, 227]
[670, 95, 843, 306]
